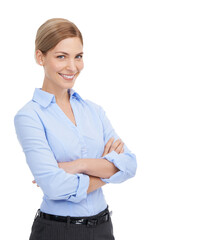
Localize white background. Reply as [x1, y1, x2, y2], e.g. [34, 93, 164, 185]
[1, 0, 198, 239]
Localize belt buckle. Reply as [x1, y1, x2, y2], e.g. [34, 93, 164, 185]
[87, 219, 98, 227]
[74, 219, 84, 225]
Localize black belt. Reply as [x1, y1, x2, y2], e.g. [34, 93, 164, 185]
[36, 207, 112, 226]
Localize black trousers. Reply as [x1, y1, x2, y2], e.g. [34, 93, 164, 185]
[29, 207, 115, 240]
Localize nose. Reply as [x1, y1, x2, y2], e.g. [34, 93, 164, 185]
[65, 58, 77, 72]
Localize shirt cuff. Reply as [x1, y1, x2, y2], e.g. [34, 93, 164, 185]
[100, 151, 126, 183]
[66, 173, 90, 203]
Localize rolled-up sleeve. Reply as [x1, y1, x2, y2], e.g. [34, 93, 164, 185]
[97, 104, 137, 184]
[14, 110, 89, 203]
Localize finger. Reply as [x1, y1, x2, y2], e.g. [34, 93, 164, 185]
[109, 139, 123, 152]
[32, 180, 36, 183]
[103, 137, 114, 156]
[114, 142, 124, 154]
[116, 141, 124, 151]
[120, 148, 124, 153]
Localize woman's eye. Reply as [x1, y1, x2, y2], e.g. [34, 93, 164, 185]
[76, 55, 83, 59]
[57, 55, 83, 59]
[57, 55, 65, 59]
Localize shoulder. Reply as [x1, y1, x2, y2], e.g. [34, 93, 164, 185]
[82, 99, 108, 123]
[14, 100, 36, 116]
[14, 100, 41, 125]
[83, 99, 103, 113]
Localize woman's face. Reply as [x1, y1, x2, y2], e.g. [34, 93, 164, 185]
[37, 37, 84, 90]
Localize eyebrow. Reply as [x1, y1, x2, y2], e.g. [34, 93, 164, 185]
[55, 51, 84, 55]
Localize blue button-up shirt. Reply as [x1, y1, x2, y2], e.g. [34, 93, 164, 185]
[14, 88, 137, 217]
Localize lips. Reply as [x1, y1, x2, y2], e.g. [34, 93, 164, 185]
[58, 73, 76, 80]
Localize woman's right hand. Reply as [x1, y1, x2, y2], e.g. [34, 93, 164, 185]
[102, 137, 124, 157]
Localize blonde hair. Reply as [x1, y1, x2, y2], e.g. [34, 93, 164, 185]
[35, 18, 83, 59]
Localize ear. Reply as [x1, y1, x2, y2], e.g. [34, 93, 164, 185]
[35, 49, 45, 66]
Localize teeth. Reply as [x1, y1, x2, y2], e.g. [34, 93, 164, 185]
[60, 73, 75, 79]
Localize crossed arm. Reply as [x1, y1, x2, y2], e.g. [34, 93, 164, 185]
[33, 137, 124, 193]
[59, 157, 120, 194]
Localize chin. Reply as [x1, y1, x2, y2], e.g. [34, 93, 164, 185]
[61, 81, 75, 88]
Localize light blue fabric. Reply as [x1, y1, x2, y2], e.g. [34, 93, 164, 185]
[14, 88, 137, 217]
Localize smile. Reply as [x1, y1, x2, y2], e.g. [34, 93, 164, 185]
[58, 73, 76, 80]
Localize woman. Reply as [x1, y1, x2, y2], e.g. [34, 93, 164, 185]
[14, 18, 137, 240]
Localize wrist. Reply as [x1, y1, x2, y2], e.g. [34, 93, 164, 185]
[77, 158, 87, 174]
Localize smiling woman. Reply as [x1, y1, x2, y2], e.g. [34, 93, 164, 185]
[14, 17, 137, 240]
[35, 19, 84, 103]
[36, 37, 84, 93]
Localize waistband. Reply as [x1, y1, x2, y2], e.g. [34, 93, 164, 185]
[34, 206, 113, 227]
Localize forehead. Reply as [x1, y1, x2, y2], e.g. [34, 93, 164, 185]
[53, 37, 83, 52]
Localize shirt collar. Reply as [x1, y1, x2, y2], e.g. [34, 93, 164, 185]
[32, 88, 84, 108]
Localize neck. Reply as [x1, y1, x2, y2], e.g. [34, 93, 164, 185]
[41, 81, 70, 105]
